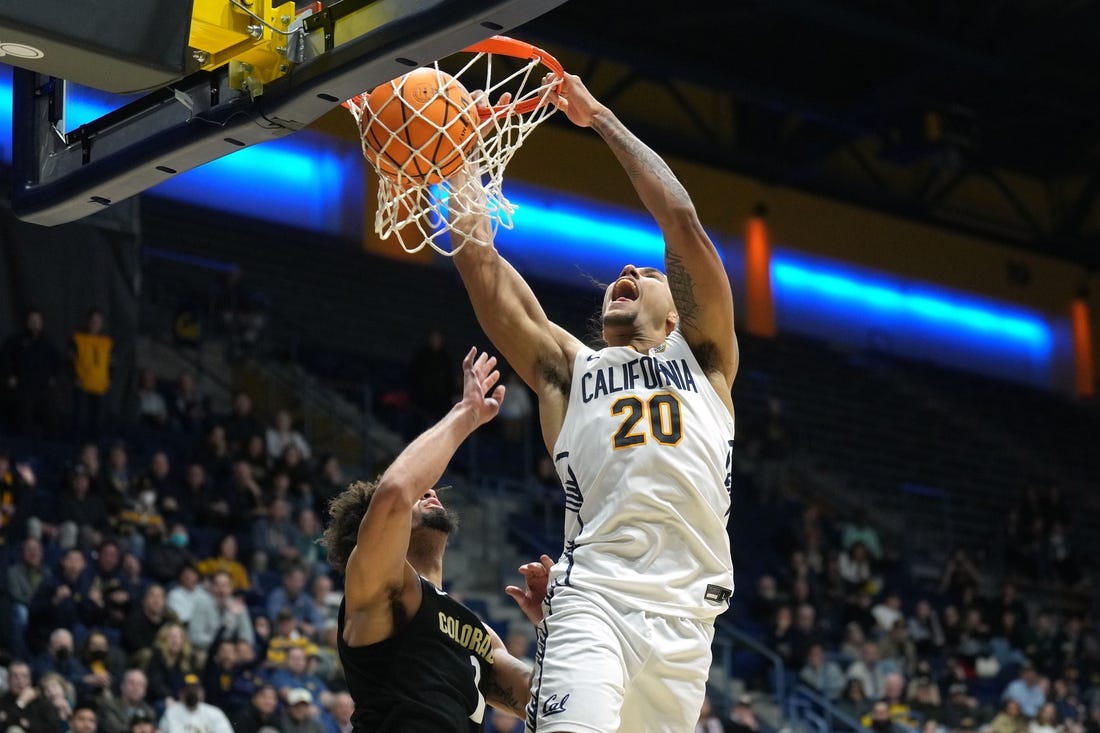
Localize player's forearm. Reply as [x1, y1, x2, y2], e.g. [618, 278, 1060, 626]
[376, 403, 477, 506]
[487, 654, 532, 718]
[589, 107, 697, 229]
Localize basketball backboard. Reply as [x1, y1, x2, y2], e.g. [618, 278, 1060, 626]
[2, 0, 568, 226]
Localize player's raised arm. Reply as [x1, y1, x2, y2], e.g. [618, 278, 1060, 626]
[553, 73, 739, 388]
[449, 169, 582, 429]
[338, 348, 504, 630]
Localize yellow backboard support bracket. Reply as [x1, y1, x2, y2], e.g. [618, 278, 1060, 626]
[189, 0, 300, 92]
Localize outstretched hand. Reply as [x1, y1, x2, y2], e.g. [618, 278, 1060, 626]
[460, 347, 506, 429]
[543, 72, 604, 128]
[505, 554, 554, 625]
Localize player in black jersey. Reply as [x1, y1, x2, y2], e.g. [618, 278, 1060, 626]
[322, 348, 543, 732]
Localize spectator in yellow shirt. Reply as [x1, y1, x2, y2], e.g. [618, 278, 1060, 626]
[71, 308, 112, 441]
[197, 534, 252, 591]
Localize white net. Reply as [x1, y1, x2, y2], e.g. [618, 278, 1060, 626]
[345, 37, 562, 256]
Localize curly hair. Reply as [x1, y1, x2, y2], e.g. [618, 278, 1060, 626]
[322, 479, 379, 574]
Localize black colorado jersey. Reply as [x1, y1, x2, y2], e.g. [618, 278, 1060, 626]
[339, 576, 493, 732]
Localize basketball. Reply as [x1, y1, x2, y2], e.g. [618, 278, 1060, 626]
[361, 67, 479, 184]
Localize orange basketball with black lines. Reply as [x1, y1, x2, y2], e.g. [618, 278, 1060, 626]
[361, 68, 479, 184]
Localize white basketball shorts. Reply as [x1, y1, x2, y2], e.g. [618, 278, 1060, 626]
[524, 584, 715, 733]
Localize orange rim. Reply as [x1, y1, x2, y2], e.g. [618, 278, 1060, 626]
[462, 35, 564, 119]
[343, 36, 563, 116]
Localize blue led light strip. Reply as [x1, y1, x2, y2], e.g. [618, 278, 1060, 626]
[771, 258, 1051, 350]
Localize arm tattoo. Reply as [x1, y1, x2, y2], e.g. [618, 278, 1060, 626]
[487, 673, 525, 717]
[594, 115, 693, 211]
[666, 251, 700, 329]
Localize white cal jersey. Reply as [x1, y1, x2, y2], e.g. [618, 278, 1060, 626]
[550, 329, 735, 621]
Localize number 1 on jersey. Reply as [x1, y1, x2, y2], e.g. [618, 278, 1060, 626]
[468, 654, 486, 723]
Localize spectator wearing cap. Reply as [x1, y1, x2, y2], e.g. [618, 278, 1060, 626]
[230, 684, 283, 733]
[128, 710, 157, 733]
[71, 698, 100, 733]
[941, 683, 980, 730]
[268, 647, 331, 710]
[1003, 660, 1047, 719]
[281, 688, 325, 733]
[97, 668, 157, 733]
[159, 673, 233, 733]
[0, 660, 60, 732]
[907, 671, 943, 722]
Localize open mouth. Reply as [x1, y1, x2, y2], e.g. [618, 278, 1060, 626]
[610, 277, 639, 302]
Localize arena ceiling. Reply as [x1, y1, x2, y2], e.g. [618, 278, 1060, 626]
[515, 0, 1100, 270]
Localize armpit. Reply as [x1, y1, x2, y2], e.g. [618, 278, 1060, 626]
[535, 357, 571, 398]
[691, 339, 722, 376]
[387, 587, 409, 628]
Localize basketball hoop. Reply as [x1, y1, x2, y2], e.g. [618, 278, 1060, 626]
[344, 36, 563, 255]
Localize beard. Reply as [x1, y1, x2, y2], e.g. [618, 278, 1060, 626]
[601, 309, 637, 329]
[419, 506, 459, 534]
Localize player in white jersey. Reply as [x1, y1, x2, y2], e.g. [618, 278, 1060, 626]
[451, 71, 738, 733]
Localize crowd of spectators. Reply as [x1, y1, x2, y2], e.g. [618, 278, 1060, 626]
[719, 408, 1100, 733]
[0, 343, 355, 732]
[4, 306, 1098, 733]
